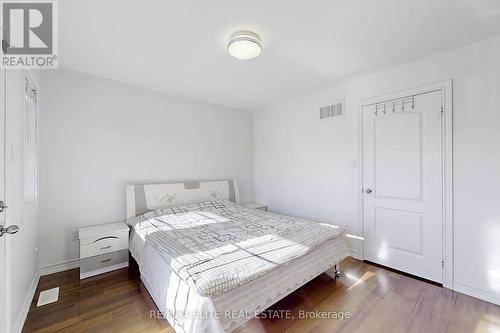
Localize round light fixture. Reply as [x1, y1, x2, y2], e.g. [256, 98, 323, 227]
[227, 31, 262, 60]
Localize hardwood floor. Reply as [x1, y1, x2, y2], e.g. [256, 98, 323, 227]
[23, 257, 500, 333]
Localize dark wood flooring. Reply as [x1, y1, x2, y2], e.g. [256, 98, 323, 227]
[22, 257, 500, 333]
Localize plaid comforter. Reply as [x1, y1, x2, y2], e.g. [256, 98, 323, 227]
[126, 201, 345, 297]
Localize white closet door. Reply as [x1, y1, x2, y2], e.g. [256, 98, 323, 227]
[0, 68, 6, 333]
[362, 90, 443, 283]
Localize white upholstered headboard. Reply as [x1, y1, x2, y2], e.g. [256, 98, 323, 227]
[125, 180, 239, 217]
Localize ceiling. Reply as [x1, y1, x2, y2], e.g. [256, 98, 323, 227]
[59, 0, 500, 110]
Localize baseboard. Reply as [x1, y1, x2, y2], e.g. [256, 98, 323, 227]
[348, 248, 363, 260]
[454, 281, 500, 306]
[12, 272, 39, 333]
[39, 258, 80, 276]
[345, 235, 363, 260]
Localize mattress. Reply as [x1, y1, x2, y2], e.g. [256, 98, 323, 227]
[129, 201, 344, 297]
[130, 226, 347, 333]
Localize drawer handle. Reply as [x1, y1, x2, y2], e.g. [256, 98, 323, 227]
[100, 258, 112, 263]
[92, 236, 119, 243]
[100, 245, 112, 250]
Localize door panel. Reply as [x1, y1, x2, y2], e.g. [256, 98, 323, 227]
[375, 112, 422, 200]
[375, 207, 423, 255]
[363, 90, 443, 283]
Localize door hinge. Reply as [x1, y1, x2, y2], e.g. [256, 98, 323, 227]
[1, 39, 9, 54]
[441, 105, 444, 113]
[441, 260, 445, 267]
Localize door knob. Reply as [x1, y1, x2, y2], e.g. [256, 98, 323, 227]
[365, 189, 373, 194]
[0, 225, 19, 237]
[0, 200, 7, 212]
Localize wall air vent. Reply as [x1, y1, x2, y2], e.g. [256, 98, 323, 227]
[320, 106, 331, 119]
[319, 101, 344, 119]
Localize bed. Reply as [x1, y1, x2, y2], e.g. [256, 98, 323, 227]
[125, 180, 347, 333]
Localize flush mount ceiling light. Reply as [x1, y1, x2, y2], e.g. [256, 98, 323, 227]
[227, 31, 262, 60]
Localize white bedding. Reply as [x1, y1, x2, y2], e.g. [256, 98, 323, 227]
[129, 204, 348, 333]
[127, 201, 344, 297]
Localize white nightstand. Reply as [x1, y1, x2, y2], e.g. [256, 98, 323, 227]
[242, 202, 268, 211]
[79, 222, 129, 279]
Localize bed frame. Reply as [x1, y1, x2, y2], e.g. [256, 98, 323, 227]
[125, 179, 342, 332]
[125, 179, 240, 217]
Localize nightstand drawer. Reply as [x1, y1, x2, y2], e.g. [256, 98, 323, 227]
[80, 230, 129, 246]
[80, 250, 128, 277]
[80, 236, 128, 258]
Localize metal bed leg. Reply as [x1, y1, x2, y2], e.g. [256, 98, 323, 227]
[326, 263, 341, 279]
[334, 263, 341, 277]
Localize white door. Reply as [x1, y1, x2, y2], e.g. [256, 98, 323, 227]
[0, 67, 6, 333]
[362, 90, 443, 283]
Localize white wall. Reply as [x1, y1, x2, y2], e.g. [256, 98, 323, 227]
[4, 69, 41, 333]
[38, 69, 253, 268]
[254, 34, 500, 304]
